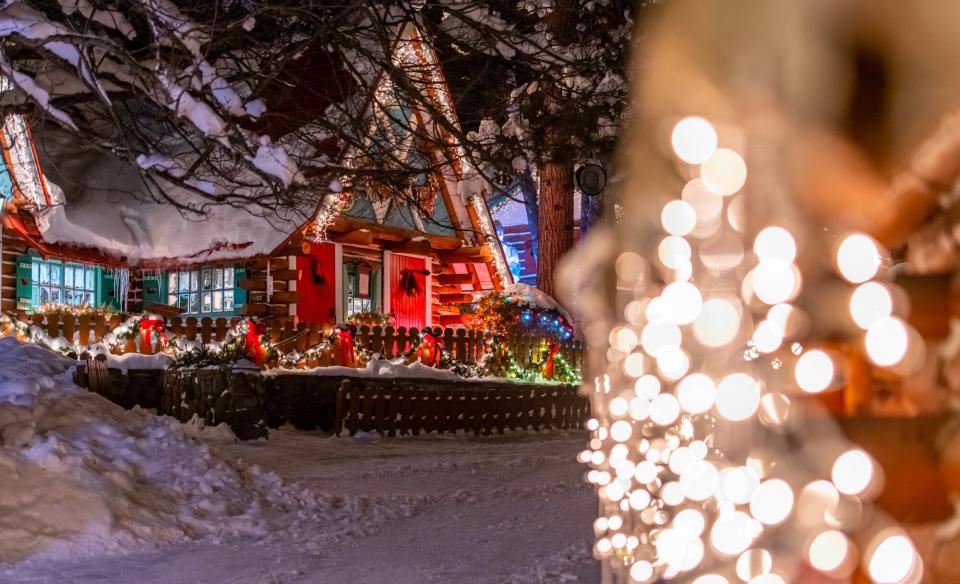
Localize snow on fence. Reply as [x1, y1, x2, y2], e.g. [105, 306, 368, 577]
[16, 312, 584, 376]
[333, 379, 589, 437]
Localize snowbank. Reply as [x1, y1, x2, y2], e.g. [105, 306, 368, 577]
[0, 336, 316, 562]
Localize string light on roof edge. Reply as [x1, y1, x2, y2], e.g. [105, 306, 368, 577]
[581, 115, 922, 583]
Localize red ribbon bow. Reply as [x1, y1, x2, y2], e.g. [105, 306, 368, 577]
[542, 339, 559, 380]
[419, 332, 441, 367]
[336, 327, 357, 367]
[245, 320, 267, 365]
[139, 318, 168, 350]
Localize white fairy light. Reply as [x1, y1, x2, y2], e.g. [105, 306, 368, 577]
[808, 530, 849, 572]
[753, 226, 797, 263]
[701, 148, 747, 196]
[794, 349, 835, 393]
[677, 373, 716, 414]
[849, 282, 893, 330]
[683, 178, 724, 225]
[659, 236, 692, 269]
[831, 449, 874, 496]
[752, 260, 796, 305]
[671, 116, 719, 164]
[662, 200, 698, 236]
[836, 233, 882, 283]
[865, 316, 909, 366]
[715, 373, 761, 421]
[749, 479, 794, 525]
[693, 299, 741, 347]
[867, 532, 918, 584]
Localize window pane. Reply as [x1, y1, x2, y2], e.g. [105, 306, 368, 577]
[64, 290, 74, 305]
[83, 292, 93, 306]
[85, 269, 95, 291]
[224, 290, 234, 311]
[179, 293, 189, 310]
[64, 266, 74, 289]
[48, 287, 60, 303]
[202, 270, 212, 290]
[213, 291, 222, 312]
[202, 292, 212, 312]
[32, 262, 38, 283]
[190, 271, 199, 291]
[39, 263, 50, 285]
[224, 269, 234, 288]
[179, 272, 190, 293]
[168, 293, 178, 307]
[168, 272, 178, 295]
[50, 265, 61, 286]
[214, 269, 223, 289]
[189, 292, 200, 313]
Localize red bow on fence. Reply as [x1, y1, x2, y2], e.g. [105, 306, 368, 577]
[139, 319, 168, 350]
[336, 327, 357, 367]
[542, 339, 559, 380]
[419, 332, 441, 367]
[245, 320, 267, 365]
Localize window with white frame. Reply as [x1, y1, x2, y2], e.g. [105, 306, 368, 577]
[31, 260, 96, 307]
[167, 267, 234, 314]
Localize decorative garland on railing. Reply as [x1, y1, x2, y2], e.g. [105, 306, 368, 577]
[0, 311, 580, 382]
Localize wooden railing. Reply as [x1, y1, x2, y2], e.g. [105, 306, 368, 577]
[334, 379, 589, 436]
[14, 312, 584, 375]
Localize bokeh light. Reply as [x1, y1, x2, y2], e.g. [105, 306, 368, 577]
[794, 349, 835, 393]
[701, 148, 747, 196]
[849, 282, 893, 330]
[662, 200, 697, 236]
[753, 226, 797, 263]
[865, 316, 908, 366]
[836, 234, 882, 283]
[715, 373, 761, 421]
[671, 116, 718, 164]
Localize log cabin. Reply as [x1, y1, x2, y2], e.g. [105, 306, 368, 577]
[0, 23, 512, 330]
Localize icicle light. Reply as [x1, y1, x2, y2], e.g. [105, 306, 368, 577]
[582, 115, 923, 583]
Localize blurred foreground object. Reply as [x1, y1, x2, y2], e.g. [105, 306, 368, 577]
[557, 0, 960, 581]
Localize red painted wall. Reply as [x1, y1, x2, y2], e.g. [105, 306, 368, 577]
[390, 254, 426, 329]
[297, 242, 337, 325]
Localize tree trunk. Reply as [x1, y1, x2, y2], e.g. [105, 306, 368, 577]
[537, 159, 574, 299]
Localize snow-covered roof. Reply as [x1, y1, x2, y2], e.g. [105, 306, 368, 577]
[24, 123, 309, 266]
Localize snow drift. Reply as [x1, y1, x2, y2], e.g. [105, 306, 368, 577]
[0, 336, 315, 562]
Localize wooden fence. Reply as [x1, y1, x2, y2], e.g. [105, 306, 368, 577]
[333, 379, 589, 436]
[14, 312, 583, 375]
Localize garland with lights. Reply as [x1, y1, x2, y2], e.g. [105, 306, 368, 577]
[468, 289, 575, 341]
[346, 311, 396, 329]
[1, 308, 581, 382]
[32, 303, 118, 320]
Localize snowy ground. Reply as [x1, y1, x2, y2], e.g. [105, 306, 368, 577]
[1, 339, 598, 584]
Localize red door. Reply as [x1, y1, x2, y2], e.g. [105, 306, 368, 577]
[297, 242, 337, 325]
[390, 254, 427, 329]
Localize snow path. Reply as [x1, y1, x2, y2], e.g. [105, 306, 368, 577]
[4, 429, 599, 583]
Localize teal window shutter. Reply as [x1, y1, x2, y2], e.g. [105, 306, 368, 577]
[233, 267, 247, 314]
[15, 254, 33, 311]
[97, 268, 120, 310]
[142, 271, 166, 308]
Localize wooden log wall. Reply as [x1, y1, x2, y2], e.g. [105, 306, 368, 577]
[333, 379, 589, 437]
[0, 233, 29, 313]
